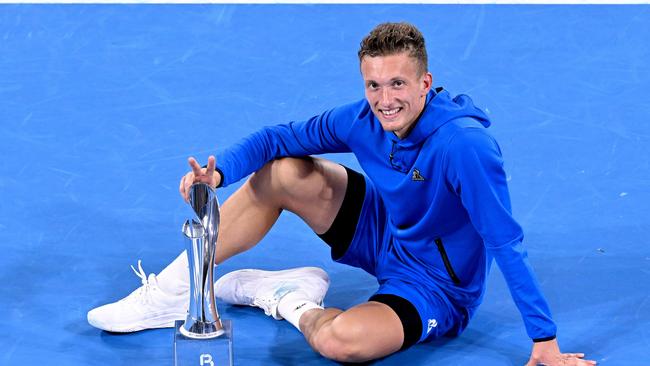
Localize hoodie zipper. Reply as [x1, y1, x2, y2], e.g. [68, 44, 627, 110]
[435, 238, 461, 285]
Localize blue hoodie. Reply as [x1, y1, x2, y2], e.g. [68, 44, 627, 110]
[215, 88, 557, 341]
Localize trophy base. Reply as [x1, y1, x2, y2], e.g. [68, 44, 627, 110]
[173, 320, 233, 366]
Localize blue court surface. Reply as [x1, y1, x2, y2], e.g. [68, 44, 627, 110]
[1, 4, 649, 365]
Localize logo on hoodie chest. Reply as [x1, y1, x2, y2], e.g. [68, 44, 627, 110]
[411, 168, 425, 182]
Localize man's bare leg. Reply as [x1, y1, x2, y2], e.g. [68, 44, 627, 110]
[299, 302, 405, 363]
[213, 156, 347, 264]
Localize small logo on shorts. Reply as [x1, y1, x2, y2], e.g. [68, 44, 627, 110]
[412, 168, 425, 181]
[427, 318, 438, 333]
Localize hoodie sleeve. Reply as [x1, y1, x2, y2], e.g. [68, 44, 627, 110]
[444, 127, 557, 342]
[215, 105, 354, 187]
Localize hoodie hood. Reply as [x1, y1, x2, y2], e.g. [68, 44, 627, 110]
[393, 87, 491, 146]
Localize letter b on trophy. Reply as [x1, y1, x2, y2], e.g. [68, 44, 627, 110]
[173, 183, 233, 366]
[199, 354, 214, 366]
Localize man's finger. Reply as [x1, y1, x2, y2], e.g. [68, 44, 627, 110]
[188, 157, 203, 176]
[206, 155, 216, 174]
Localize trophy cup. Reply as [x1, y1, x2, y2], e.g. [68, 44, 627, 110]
[173, 183, 233, 366]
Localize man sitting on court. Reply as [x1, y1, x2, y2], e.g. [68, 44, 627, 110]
[88, 22, 595, 366]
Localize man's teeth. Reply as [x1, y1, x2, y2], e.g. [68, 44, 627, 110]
[382, 108, 400, 116]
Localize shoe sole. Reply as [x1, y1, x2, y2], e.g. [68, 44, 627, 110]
[88, 312, 187, 333]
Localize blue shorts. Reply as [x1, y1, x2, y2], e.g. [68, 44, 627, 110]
[318, 166, 469, 350]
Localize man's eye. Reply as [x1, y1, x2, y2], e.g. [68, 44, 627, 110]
[368, 82, 378, 89]
[393, 80, 404, 87]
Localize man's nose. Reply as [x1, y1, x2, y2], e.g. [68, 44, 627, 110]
[381, 88, 392, 105]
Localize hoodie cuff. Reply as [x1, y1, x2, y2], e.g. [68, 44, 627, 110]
[201, 164, 225, 188]
[532, 335, 556, 343]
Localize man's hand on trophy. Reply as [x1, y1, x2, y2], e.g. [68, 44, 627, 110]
[179, 155, 221, 202]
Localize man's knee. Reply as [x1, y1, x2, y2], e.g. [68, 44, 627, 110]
[311, 315, 376, 362]
[271, 157, 316, 189]
[250, 157, 313, 191]
[247, 157, 346, 232]
[251, 157, 338, 202]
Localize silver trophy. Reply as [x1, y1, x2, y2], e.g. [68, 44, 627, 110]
[174, 183, 233, 365]
[181, 182, 223, 338]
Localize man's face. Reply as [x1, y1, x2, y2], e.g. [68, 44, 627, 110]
[361, 52, 432, 139]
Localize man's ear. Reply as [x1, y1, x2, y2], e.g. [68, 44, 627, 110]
[422, 72, 433, 94]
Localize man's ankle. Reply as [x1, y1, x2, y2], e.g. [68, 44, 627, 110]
[277, 291, 324, 330]
[156, 251, 190, 295]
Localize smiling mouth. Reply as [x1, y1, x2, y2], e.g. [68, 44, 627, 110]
[380, 107, 402, 118]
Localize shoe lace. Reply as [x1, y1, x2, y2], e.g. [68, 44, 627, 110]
[252, 282, 295, 317]
[127, 260, 156, 305]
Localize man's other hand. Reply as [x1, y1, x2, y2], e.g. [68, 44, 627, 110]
[525, 339, 596, 366]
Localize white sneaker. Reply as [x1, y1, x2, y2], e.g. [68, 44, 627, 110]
[87, 260, 188, 332]
[214, 267, 329, 320]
